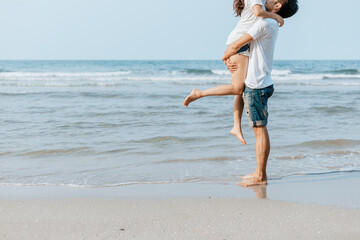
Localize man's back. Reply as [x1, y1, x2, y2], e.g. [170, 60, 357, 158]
[245, 18, 279, 89]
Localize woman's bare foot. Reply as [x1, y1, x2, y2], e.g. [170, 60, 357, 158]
[231, 128, 247, 145]
[183, 89, 201, 107]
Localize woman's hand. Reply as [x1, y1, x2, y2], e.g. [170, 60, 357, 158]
[225, 59, 238, 74]
[275, 14, 284, 27]
[222, 46, 236, 63]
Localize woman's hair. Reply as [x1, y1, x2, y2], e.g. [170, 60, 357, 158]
[233, 0, 245, 17]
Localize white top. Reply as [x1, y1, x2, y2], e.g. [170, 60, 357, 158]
[226, 0, 265, 46]
[245, 18, 279, 89]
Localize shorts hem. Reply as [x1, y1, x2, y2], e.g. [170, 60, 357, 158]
[237, 51, 250, 57]
[248, 120, 267, 127]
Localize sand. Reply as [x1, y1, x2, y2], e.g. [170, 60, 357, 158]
[1, 172, 360, 239]
[0, 197, 359, 239]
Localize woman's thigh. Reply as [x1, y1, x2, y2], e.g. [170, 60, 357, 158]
[230, 54, 249, 93]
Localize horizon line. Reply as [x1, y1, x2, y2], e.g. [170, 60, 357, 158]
[0, 59, 359, 61]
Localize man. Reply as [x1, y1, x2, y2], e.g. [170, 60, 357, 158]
[222, 0, 298, 186]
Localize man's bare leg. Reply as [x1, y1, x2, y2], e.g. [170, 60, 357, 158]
[238, 126, 270, 187]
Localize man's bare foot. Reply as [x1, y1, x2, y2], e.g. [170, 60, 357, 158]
[231, 128, 247, 145]
[183, 89, 201, 107]
[240, 172, 256, 180]
[237, 179, 267, 187]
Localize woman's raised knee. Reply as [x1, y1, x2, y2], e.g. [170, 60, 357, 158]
[232, 85, 244, 95]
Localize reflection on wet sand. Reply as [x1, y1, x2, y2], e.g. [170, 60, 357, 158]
[245, 185, 268, 199]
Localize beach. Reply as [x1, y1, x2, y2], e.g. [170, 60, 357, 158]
[2, 198, 360, 240]
[1, 172, 360, 239]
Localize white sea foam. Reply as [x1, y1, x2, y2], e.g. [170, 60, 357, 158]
[211, 70, 231, 75]
[273, 73, 360, 81]
[272, 69, 292, 75]
[0, 68, 359, 87]
[0, 71, 132, 79]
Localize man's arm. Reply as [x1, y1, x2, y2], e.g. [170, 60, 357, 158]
[222, 34, 254, 62]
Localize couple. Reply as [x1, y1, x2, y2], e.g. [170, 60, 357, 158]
[184, 0, 298, 186]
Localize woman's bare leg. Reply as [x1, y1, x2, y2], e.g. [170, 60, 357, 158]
[231, 95, 246, 145]
[184, 55, 249, 144]
[183, 54, 249, 107]
[230, 55, 248, 145]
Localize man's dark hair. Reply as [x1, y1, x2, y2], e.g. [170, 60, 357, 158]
[277, 0, 299, 19]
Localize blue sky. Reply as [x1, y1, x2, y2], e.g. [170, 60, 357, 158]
[1, 0, 359, 60]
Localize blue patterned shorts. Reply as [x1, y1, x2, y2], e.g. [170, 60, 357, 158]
[243, 85, 274, 127]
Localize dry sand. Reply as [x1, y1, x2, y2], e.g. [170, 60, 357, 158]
[1, 197, 359, 240]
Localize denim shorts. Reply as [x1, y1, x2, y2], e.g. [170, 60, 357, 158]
[236, 44, 250, 56]
[243, 85, 274, 127]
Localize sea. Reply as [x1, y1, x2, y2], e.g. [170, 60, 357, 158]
[0, 60, 359, 188]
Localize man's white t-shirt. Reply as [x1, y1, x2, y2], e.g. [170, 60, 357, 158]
[226, 0, 265, 46]
[245, 18, 279, 89]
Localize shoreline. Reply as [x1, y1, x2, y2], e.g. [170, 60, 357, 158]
[0, 171, 359, 209]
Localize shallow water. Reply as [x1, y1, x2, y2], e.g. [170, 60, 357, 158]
[0, 60, 359, 187]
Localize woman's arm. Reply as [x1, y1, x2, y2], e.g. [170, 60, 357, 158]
[252, 5, 284, 27]
[222, 34, 254, 62]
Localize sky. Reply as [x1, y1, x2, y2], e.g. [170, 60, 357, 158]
[0, 0, 359, 60]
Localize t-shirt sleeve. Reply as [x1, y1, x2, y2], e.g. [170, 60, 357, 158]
[247, 20, 268, 40]
[249, 0, 264, 8]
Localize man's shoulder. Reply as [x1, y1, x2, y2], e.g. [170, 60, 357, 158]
[253, 18, 278, 34]
[248, 18, 278, 39]
[260, 18, 278, 28]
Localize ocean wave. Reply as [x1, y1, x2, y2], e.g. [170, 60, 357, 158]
[0, 69, 359, 87]
[283, 170, 360, 178]
[313, 105, 354, 113]
[1, 78, 359, 88]
[155, 156, 238, 164]
[323, 74, 360, 79]
[0, 179, 208, 188]
[180, 69, 232, 76]
[132, 136, 208, 144]
[292, 139, 360, 148]
[20, 147, 91, 157]
[212, 70, 231, 75]
[276, 154, 306, 160]
[272, 69, 292, 75]
[327, 69, 360, 74]
[184, 69, 213, 75]
[321, 150, 360, 156]
[0, 71, 132, 79]
[274, 73, 360, 81]
[183, 68, 294, 76]
[0, 82, 124, 88]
